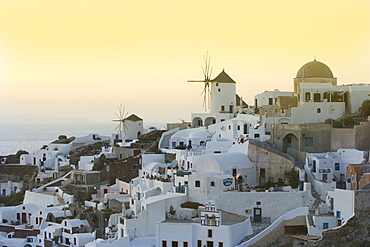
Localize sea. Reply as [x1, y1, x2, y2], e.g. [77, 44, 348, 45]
[0, 122, 166, 156]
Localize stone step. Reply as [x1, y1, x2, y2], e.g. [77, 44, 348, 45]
[307, 214, 314, 226]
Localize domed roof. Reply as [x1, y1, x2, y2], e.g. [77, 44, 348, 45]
[296, 59, 334, 78]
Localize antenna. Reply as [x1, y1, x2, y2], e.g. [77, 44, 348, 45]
[112, 104, 129, 141]
[188, 52, 213, 111]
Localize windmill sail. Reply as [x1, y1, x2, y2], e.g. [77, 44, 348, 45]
[188, 52, 213, 111]
[113, 104, 129, 140]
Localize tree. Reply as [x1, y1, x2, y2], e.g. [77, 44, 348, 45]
[283, 168, 299, 188]
[342, 115, 355, 128]
[92, 154, 106, 171]
[359, 100, 370, 119]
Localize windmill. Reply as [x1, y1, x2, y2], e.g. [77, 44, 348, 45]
[188, 52, 213, 111]
[113, 104, 129, 141]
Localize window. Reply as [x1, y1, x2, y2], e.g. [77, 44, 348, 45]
[208, 229, 213, 238]
[305, 137, 313, 147]
[219, 243, 224, 247]
[335, 163, 340, 171]
[232, 168, 237, 176]
[162, 240, 167, 247]
[260, 168, 265, 178]
[195, 181, 200, 187]
[218, 88, 221, 92]
[237, 125, 240, 130]
[336, 211, 341, 219]
[198, 240, 202, 247]
[254, 134, 260, 138]
[317, 108, 321, 113]
[268, 98, 273, 105]
[220, 119, 225, 122]
[183, 242, 188, 247]
[256, 201, 261, 205]
[305, 92, 310, 101]
[104, 189, 108, 194]
[211, 181, 215, 187]
[216, 83, 219, 86]
[228, 125, 231, 130]
[172, 142, 176, 148]
[244, 124, 248, 134]
[27, 238, 33, 242]
[229, 105, 233, 112]
[323, 222, 329, 229]
[172, 241, 178, 247]
[221, 105, 225, 111]
[314, 93, 321, 102]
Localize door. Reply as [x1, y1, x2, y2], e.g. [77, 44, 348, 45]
[22, 212, 27, 223]
[286, 137, 292, 149]
[207, 241, 214, 247]
[259, 168, 266, 186]
[253, 208, 262, 223]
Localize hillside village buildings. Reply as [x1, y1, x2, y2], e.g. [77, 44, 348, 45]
[1, 59, 370, 246]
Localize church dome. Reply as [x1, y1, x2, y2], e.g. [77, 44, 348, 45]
[296, 59, 334, 78]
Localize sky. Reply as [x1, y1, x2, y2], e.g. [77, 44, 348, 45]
[0, 0, 369, 124]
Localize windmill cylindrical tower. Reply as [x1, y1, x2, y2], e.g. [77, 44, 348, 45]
[210, 70, 236, 115]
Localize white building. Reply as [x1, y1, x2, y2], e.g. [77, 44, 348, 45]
[259, 59, 370, 132]
[156, 200, 253, 247]
[254, 89, 294, 110]
[37, 219, 95, 247]
[78, 156, 96, 171]
[191, 70, 248, 127]
[0, 181, 22, 196]
[113, 114, 144, 142]
[123, 114, 144, 140]
[159, 113, 267, 172]
[305, 149, 364, 196]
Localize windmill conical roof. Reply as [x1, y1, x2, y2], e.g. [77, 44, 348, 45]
[211, 69, 236, 83]
[126, 114, 143, 121]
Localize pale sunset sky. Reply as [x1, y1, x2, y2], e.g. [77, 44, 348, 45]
[0, 0, 369, 124]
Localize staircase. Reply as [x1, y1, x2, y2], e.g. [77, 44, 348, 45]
[307, 186, 325, 226]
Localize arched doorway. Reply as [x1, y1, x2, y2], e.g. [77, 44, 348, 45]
[283, 134, 299, 153]
[192, 117, 203, 127]
[204, 117, 216, 127]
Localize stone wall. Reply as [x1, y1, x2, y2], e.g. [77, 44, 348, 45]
[100, 156, 140, 183]
[250, 216, 305, 247]
[331, 128, 356, 151]
[248, 141, 296, 185]
[0, 165, 37, 182]
[354, 190, 370, 212]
